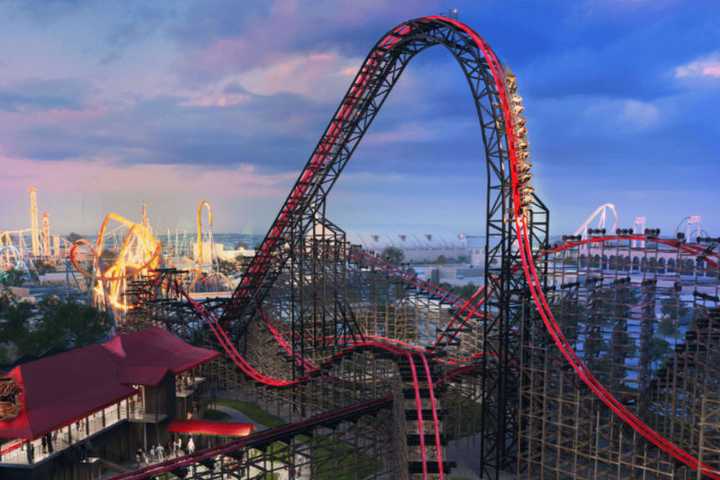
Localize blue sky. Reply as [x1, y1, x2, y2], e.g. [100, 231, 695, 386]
[0, 0, 717, 237]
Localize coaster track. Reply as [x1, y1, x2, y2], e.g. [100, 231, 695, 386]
[113, 15, 719, 479]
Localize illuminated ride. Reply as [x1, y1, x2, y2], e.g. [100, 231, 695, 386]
[1, 187, 68, 268]
[70, 212, 162, 316]
[0, 245, 29, 279]
[188, 200, 233, 293]
[0, 230, 30, 259]
[113, 16, 720, 480]
[195, 200, 214, 267]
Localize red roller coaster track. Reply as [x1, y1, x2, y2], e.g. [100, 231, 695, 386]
[183, 292, 444, 479]
[113, 15, 720, 480]
[113, 231, 717, 479]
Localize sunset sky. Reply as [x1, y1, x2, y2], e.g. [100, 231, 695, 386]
[0, 0, 718, 237]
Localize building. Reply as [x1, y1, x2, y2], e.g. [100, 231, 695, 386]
[350, 233, 469, 264]
[0, 327, 219, 480]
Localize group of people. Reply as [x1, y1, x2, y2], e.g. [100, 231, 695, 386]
[16, 430, 58, 463]
[135, 436, 195, 467]
[39, 432, 57, 455]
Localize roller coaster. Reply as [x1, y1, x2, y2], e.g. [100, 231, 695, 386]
[108, 16, 719, 480]
[69, 212, 162, 316]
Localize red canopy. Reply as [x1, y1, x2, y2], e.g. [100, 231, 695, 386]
[168, 419, 254, 437]
[0, 327, 219, 440]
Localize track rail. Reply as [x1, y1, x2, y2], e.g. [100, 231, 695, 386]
[545, 234, 719, 269]
[114, 225, 718, 478]
[184, 291, 443, 479]
[173, 16, 719, 479]
[350, 248, 489, 351]
[448, 7, 720, 472]
[110, 397, 392, 480]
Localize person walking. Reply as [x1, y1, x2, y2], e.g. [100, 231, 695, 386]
[187, 436, 195, 455]
[157, 443, 165, 462]
[175, 436, 183, 456]
[26, 442, 34, 464]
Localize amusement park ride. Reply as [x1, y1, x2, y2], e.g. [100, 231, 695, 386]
[0, 188, 235, 315]
[1, 15, 719, 480]
[0, 187, 70, 277]
[65, 200, 237, 318]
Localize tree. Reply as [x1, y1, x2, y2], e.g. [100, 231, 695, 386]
[34, 260, 56, 275]
[66, 232, 83, 243]
[454, 283, 479, 299]
[381, 246, 404, 265]
[0, 268, 26, 287]
[436, 255, 448, 264]
[33, 297, 112, 351]
[0, 293, 112, 364]
[217, 259, 238, 276]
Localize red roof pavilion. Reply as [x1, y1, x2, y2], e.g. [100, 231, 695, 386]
[0, 327, 219, 440]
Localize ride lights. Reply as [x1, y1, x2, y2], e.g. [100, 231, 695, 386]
[644, 228, 661, 238]
[588, 228, 606, 236]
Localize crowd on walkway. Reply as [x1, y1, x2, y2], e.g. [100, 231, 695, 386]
[134, 436, 195, 467]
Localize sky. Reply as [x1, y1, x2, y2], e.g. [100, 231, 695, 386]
[0, 0, 718, 238]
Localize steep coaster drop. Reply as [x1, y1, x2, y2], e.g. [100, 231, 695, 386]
[112, 15, 720, 480]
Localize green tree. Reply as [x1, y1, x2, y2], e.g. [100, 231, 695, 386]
[217, 259, 238, 276]
[33, 297, 112, 351]
[0, 294, 112, 363]
[381, 246, 404, 265]
[34, 260, 56, 275]
[657, 315, 678, 337]
[0, 268, 26, 287]
[456, 283, 479, 299]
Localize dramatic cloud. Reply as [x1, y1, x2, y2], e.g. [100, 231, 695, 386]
[0, 0, 717, 235]
[0, 78, 90, 112]
[0, 152, 296, 234]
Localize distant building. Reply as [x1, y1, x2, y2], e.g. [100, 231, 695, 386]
[465, 235, 484, 267]
[193, 241, 255, 263]
[351, 233, 469, 263]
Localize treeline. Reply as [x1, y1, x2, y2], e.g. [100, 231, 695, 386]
[0, 291, 112, 366]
